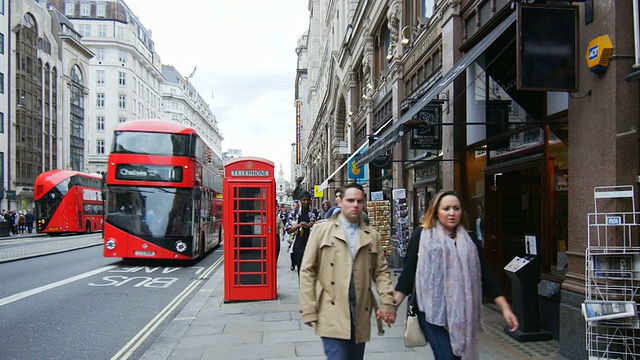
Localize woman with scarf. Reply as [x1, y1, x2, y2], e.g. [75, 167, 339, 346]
[393, 190, 518, 359]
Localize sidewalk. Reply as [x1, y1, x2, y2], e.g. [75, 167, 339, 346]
[0, 233, 101, 263]
[141, 255, 568, 360]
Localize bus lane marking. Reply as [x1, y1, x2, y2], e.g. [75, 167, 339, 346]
[88, 265, 207, 288]
[111, 256, 224, 360]
[0, 265, 118, 307]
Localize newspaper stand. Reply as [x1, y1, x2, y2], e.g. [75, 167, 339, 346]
[585, 186, 640, 359]
[223, 157, 277, 302]
[504, 255, 553, 341]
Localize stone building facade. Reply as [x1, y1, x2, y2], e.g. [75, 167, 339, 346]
[296, 1, 640, 358]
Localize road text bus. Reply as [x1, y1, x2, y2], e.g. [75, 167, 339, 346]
[103, 119, 223, 260]
[34, 170, 104, 234]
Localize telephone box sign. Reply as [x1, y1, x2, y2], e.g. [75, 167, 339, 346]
[230, 170, 270, 177]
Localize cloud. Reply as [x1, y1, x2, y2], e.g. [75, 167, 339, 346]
[125, 0, 309, 177]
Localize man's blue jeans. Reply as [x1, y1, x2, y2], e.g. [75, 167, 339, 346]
[321, 336, 365, 360]
[417, 311, 461, 360]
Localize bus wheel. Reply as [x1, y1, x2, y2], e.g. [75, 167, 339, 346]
[86, 220, 92, 234]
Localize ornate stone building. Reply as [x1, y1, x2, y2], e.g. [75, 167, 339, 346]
[297, 1, 640, 358]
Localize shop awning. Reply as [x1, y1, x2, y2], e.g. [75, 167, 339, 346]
[318, 119, 393, 191]
[318, 142, 367, 192]
[355, 11, 517, 166]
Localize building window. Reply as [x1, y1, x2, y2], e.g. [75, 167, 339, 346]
[96, 70, 105, 85]
[96, 48, 105, 62]
[65, 1, 75, 16]
[97, 116, 105, 131]
[116, 27, 125, 40]
[80, 2, 91, 16]
[119, 95, 126, 109]
[79, 24, 91, 37]
[0, 33, 4, 54]
[96, 2, 105, 17]
[97, 140, 105, 154]
[119, 71, 126, 86]
[0, 113, 3, 133]
[119, 117, 126, 123]
[0, 73, 4, 94]
[98, 25, 106, 37]
[119, 50, 126, 64]
[97, 93, 105, 108]
[0, 0, 4, 15]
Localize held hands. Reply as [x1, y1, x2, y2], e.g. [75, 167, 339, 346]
[376, 309, 397, 327]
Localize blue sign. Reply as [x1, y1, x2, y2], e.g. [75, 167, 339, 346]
[606, 216, 621, 225]
[588, 45, 598, 60]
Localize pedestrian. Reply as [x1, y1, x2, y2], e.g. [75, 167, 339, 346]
[318, 200, 331, 219]
[285, 192, 318, 274]
[323, 189, 342, 219]
[18, 211, 25, 234]
[275, 207, 284, 265]
[299, 183, 397, 360]
[25, 209, 35, 234]
[9, 210, 17, 235]
[393, 190, 519, 359]
[287, 200, 299, 271]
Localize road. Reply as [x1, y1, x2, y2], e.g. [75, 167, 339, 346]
[0, 234, 223, 360]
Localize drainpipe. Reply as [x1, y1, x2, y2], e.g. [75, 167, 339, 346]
[633, 0, 640, 69]
[6, 1, 12, 211]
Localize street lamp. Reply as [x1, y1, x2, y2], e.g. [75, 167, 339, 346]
[386, 43, 402, 62]
[400, 26, 420, 47]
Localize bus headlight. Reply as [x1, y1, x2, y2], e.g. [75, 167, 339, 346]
[105, 239, 116, 250]
[175, 240, 187, 253]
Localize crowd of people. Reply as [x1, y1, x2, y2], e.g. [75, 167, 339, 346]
[0, 209, 35, 235]
[272, 187, 519, 360]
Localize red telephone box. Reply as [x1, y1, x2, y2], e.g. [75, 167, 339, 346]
[223, 157, 277, 301]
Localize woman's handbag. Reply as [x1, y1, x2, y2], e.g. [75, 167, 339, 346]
[403, 302, 427, 347]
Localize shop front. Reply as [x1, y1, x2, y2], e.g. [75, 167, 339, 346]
[357, 7, 570, 339]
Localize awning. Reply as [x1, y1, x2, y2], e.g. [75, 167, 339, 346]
[355, 128, 404, 167]
[356, 11, 517, 165]
[318, 142, 367, 192]
[318, 119, 393, 191]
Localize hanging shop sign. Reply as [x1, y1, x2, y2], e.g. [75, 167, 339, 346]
[410, 105, 442, 150]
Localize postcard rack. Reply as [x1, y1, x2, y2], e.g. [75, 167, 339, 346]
[585, 186, 640, 359]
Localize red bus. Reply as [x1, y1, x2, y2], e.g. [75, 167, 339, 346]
[103, 119, 223, 260]
[34, 170, 104, 235]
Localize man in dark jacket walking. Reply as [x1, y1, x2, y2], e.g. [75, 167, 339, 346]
[25, 209, 35, 234]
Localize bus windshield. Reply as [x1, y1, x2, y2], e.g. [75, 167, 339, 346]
[111, 131, 193, 156]
[106, 187, 193, 238]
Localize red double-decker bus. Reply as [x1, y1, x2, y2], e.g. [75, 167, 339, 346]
[103, 119, 223, 260]
[34, 170, 104, 235]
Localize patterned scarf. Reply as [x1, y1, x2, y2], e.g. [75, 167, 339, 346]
[415, 222, 482, 359]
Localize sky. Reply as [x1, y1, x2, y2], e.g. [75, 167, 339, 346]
[125, 0, 310, 179]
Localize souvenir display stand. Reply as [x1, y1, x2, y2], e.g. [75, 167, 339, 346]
[585, 185, 640, 359]
[367, 200, 391, 257]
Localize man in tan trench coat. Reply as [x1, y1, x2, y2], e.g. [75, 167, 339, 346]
[299, 183, 397, 359]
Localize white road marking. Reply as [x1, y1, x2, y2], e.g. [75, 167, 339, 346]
[0, 265, 118, 307]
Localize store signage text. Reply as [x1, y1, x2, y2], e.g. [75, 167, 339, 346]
[230, 170, 270, 177]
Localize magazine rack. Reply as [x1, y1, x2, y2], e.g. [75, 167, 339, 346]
[585, 185, 640, 359]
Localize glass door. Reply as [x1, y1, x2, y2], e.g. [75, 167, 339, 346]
[485, 164, 542, 296]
